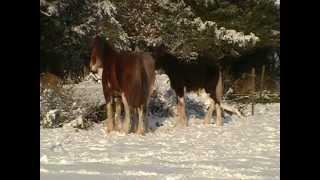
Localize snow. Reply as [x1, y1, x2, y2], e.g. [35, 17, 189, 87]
[40, 103, 280, 179]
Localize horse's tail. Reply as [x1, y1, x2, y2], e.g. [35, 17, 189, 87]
[127, 61, 142, 107]
[126, 53, 155, 107]
[139, 58, 149, 105]
[141, 53, 155, 98]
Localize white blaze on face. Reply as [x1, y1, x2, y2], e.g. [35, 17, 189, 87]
[90, 55, 103, 73]
[90, 61, 96, 72]
[97, 68, 103, 79]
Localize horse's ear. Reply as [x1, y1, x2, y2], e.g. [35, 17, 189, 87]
[155, 43, 167, 54]
[89, 35, 103, 49]
[159, 43, 166, 49]
[89, 36, 96, 49]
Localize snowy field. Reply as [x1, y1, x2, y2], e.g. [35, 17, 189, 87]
[40, 103, 280, 180]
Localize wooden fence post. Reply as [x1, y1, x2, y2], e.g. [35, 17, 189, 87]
[251, 67, 255, 115]
[259, 65, 265, 98]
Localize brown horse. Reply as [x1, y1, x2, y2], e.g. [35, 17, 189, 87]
[89, 36, 155, 135]
[152, 45, 224, 127]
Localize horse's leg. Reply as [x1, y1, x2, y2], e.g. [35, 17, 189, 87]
[102, 76, 114, 133]
[177, 94, 187, 127]
[215, 102, 222, 127]
[131, 108, 138, 133]
[215, 69, 224, 127]
[114, 96, 121, 131]
[136, 106, 146, 135]
[204, 98, 215, 126]
[143, 104, 149, 133]
[106, 98, 114, 133]
[121, 92, 131, 134]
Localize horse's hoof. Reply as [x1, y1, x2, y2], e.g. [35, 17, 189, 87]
[175, 123, 188, 128]
[113, 126, 121, 132]
[122, 124, 131, 134]
[136, 131, 145, 136]
[105, 128, 112, 134]
[121, 127, 130, 134]
[215, 123, 223, 127]
[136, 126, 146, 135]
[203, 120, 211, 127]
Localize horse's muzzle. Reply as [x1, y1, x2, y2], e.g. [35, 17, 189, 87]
[90, 63, 98, 73]
[90, 67, 103, 80]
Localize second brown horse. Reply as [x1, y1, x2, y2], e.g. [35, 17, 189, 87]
[89, 36, 155, 135]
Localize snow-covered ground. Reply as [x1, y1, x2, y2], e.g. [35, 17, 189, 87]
[40, 103, 280, 180]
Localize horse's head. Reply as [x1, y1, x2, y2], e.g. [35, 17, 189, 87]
[89, 36, 104, 76]
[150, 44, 171, 70]
[150, 44, 167, 59]
[89, 47, 103, 73]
